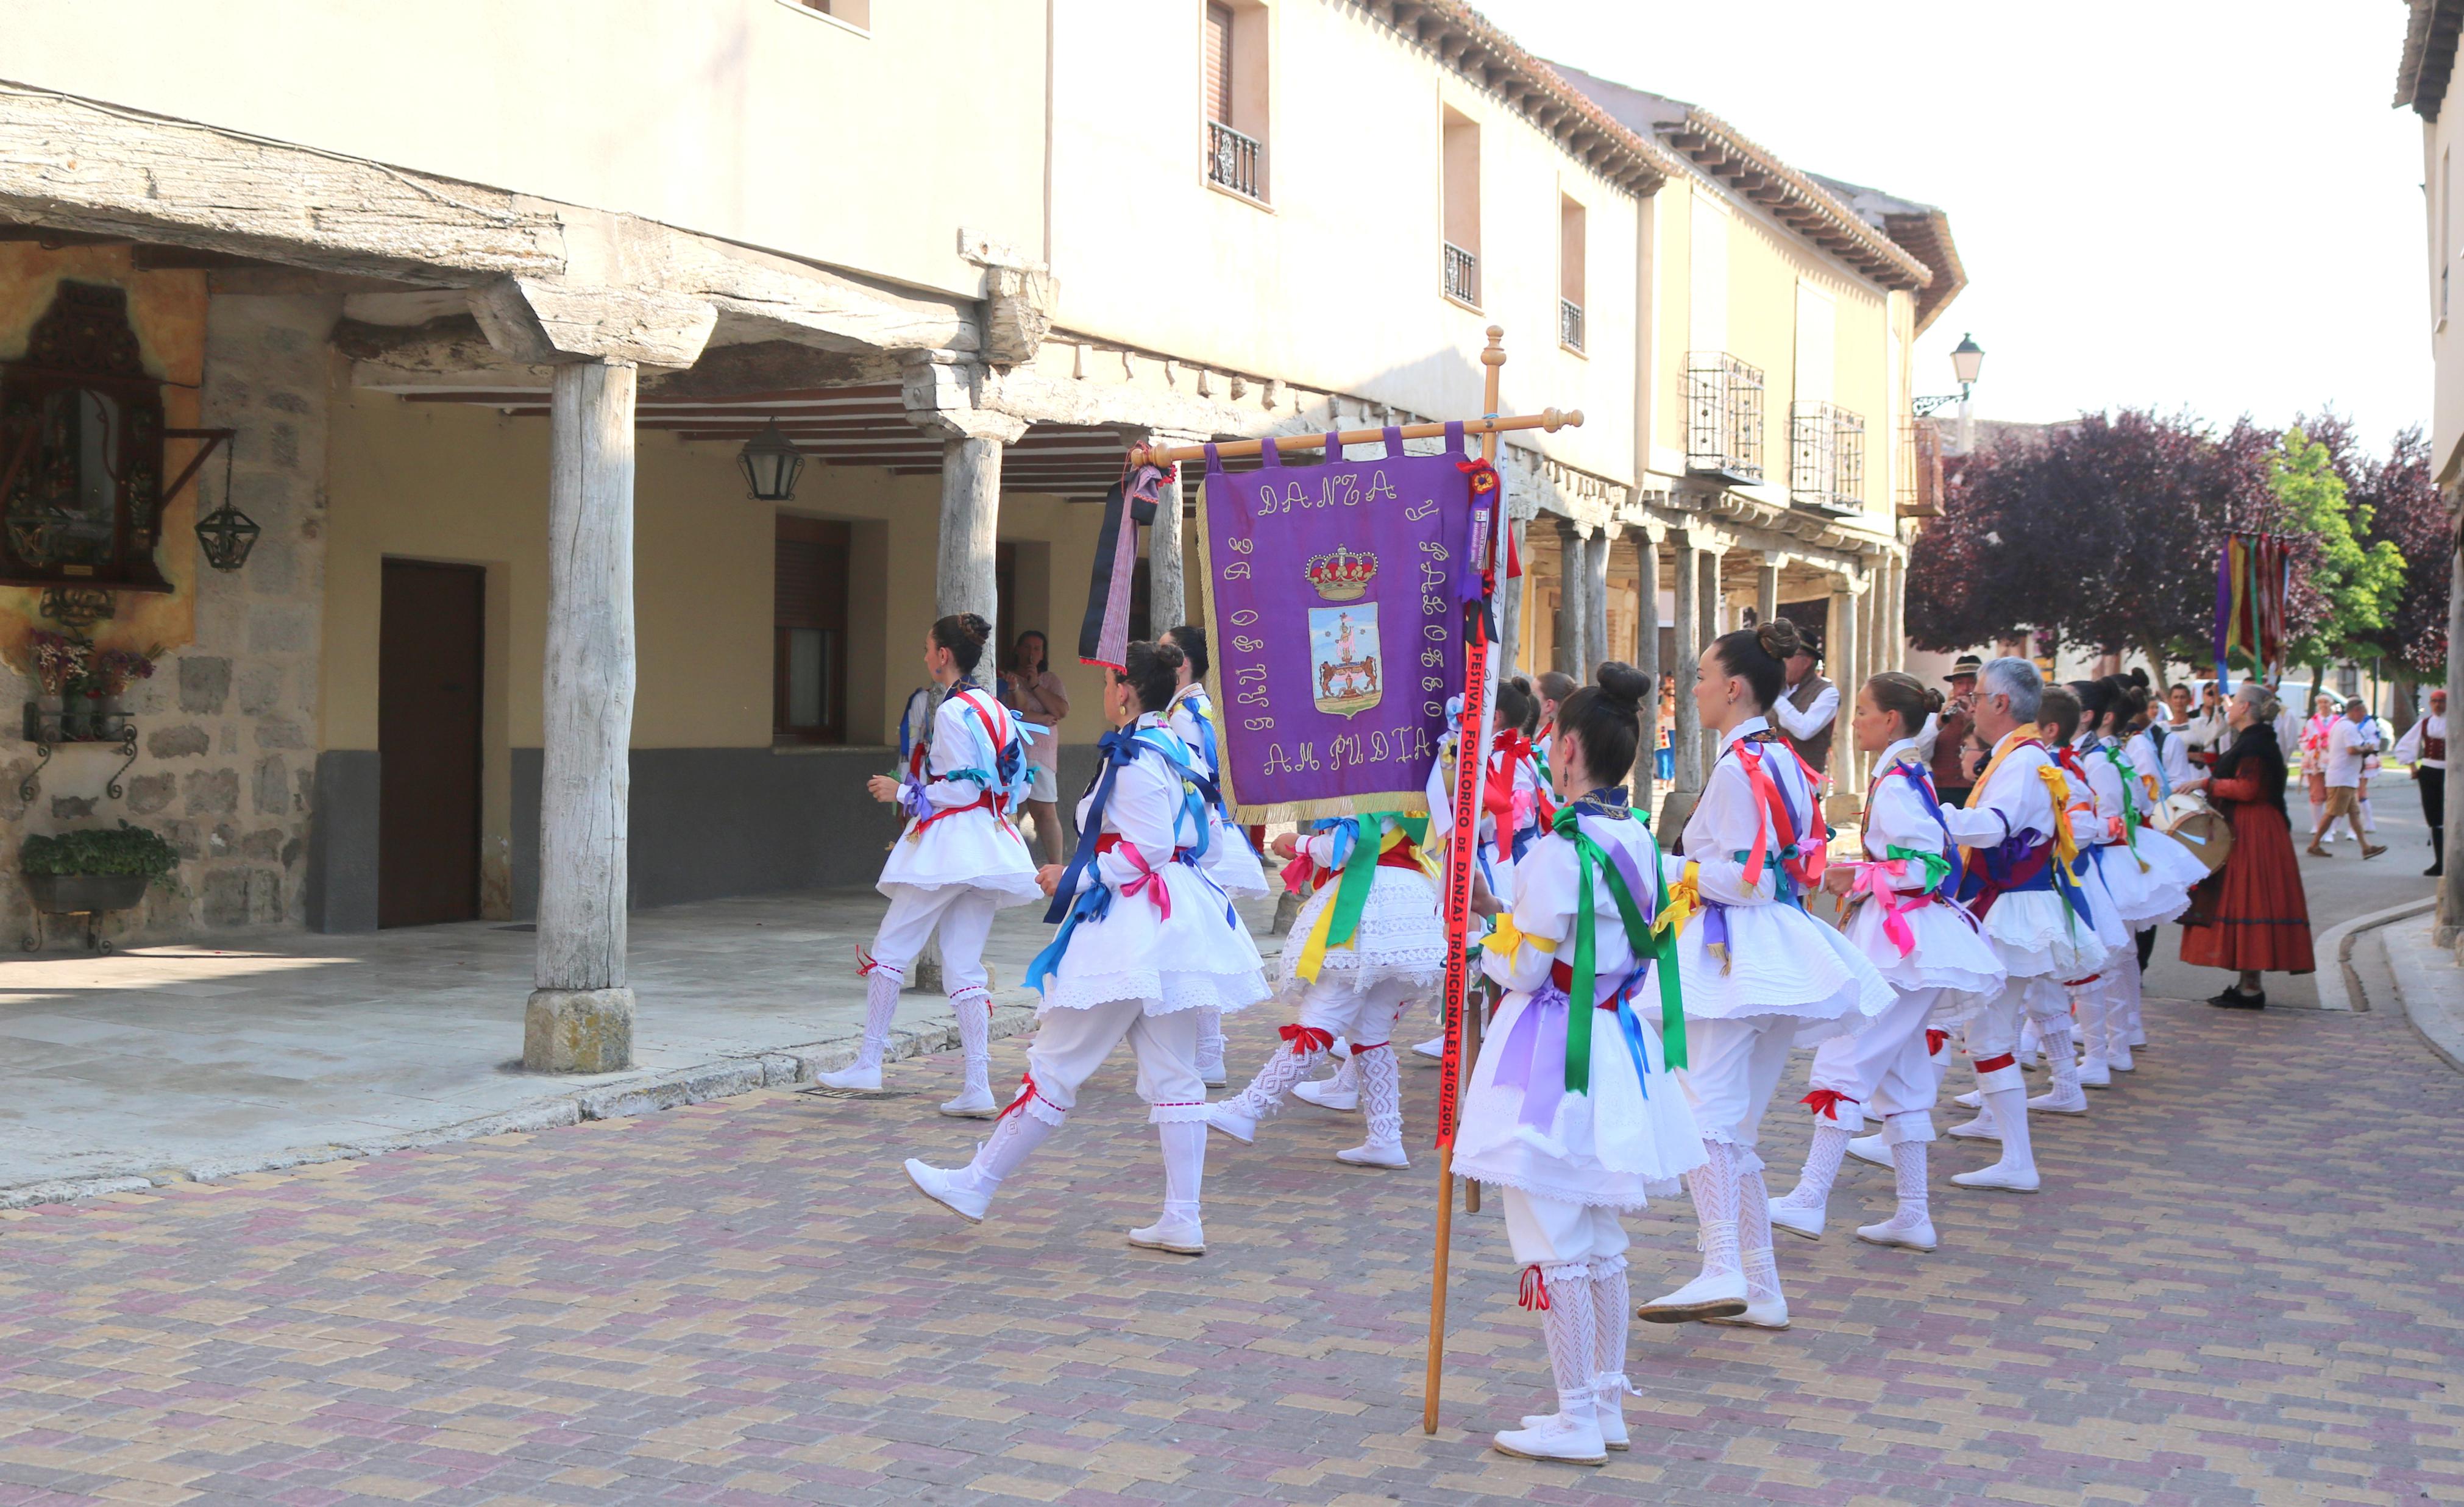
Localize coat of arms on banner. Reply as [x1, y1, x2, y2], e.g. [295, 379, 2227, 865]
[1307, 547, 1381, 717]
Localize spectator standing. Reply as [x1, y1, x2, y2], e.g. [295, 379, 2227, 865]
[2310, 698, 2386, 859]
[1770, 630, 1837, 786]
[1001, 629, 1071, 865]
[1931, 654, 1982, 806]
[2396, 686, 2448, 875]
[2180, 683, 2312, 1007]
[1656, 675, 1677, 783]
[2184, 682, 2231, 767]
[2299, 695, 2339, 847]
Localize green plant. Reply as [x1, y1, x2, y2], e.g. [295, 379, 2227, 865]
[21, 821, 180, 884]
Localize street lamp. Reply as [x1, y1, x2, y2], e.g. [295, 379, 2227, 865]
[736, 420, 805, 502]
[1914, 333, 1986, 454]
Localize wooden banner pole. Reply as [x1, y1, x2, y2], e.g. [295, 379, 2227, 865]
[1131, 408, 1580, 470]
[1424, 325, 1511, 1435]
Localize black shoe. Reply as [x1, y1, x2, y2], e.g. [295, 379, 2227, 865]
[2206, 987, 2266, 1010]
[2427, 865, 2444, 877]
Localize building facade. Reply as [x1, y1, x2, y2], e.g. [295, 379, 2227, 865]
[0, 1, 1962, 1030]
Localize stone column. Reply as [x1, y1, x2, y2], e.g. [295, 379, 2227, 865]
[906, 361, 1028, 692]
[1757, 552, 1783, 626]
[467, 276, 715, 1076]
[1582, 525, 1613, 680]
[1698, 545, 1726, 776]
[1553, 516, 1588, 679]
[1496, 516, 1528, 679]
[1827, 576, 1863, 807]
[1671, 533, 1702, 793]
[1633, 530, 1662, 804]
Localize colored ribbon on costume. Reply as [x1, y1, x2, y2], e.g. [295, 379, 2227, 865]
[1548, 793, 1674, 1091]
[994, 1071, 1046, 1122]
[2099, 742, 2148, 869]
[1518, 1264, 1550, 1311]
[1925, 1028, 1950, 1055]
[1110, 839, 1172, 918]
[1801, 1088, 1859, 1121]
[1025, 728, 1165, 994]
[1292, 814, 1432, 982]
[1279, 1023, 1336, 1057]
[1841, 857, 1924, 958]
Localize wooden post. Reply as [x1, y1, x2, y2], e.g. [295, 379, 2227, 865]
[1757, 553, 1782, 626]
[1697, 545, 1724, 776]
[1582, 528, 1613, 682]
[938, 433, 1010, 691]
[1553, 517, 1586, 678]
[1633, 530, 1661, 804]
[1150, 452, 1187, 631]
[1671, 533, 1702, 795]
[525, 358, 639, 1074]
[1828, 577, 1862, 804]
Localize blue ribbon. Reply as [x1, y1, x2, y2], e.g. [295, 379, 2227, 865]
[1026, 725, 1233, 995]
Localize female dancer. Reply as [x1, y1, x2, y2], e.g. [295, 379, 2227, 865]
[1639, 618, 1891, 1330]
[2089, 683, 2203, 1071]
[1457, 662, 1705, 1465]
[1408, 678, 1550, 1065]
[1769, 673, 2004, 1251]
[1209, 789, 1446, 1169]
[821, 614, 1043, 1116]
[904, 640, 1268, 1252]
[1163, 625, 1271, 1088]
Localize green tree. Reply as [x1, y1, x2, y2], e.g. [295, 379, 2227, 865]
[2274, 426, 2407, 684]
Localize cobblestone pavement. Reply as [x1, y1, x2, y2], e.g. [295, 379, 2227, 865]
[4, 989, 2463, 1505]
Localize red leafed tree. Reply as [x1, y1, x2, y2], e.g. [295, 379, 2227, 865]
[1906, 410, 2286, 674]
[2307, 413, 2450, 675]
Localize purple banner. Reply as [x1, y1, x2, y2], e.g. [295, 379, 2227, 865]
[1196, 427, 1477, 817]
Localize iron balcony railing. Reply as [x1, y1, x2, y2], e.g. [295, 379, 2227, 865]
[1685, 352, 1764, 483]
[1444, 241, 1479, 305]
[1207, 120, 1262, 200]
[1789, 401, 1866, 511]
[1560, 298, 1584, 352]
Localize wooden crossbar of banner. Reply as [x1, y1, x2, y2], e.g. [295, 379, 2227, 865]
[1127, 408, 1582, 470]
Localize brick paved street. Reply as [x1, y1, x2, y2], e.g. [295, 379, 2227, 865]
[6, 984, 2464, 1506]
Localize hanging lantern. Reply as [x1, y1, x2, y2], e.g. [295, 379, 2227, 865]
[737, 419, 804, 502]
[194, 436, 257, 571]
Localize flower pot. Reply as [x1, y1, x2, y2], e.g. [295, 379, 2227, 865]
[23, 872, 149, 915]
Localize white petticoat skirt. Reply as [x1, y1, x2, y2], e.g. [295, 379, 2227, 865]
[1276, 866, 1447, 999]
[1452, 984, 1708, 1210]
[878, 807, 1043, 904]
[1037, 862, 1271, 1018]
[1841, 893, 2007, 1022]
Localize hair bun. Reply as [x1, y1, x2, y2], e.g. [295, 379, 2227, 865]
[1593, 661, 1649, 709]
[1756, 617, 1802, 662]
[1923, 686, 1946, 715]
[957, 612, 992, 645]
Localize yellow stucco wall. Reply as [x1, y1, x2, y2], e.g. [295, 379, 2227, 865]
[0, 246, 205, 665]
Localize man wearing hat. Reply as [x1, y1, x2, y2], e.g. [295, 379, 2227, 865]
[1770, 626, 1836, 787]
[1931, 654, 1983, 807]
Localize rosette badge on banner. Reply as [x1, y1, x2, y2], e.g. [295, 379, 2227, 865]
[1195, 425, 1480, 822]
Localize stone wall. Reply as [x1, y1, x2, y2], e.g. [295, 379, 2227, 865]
[0, 288, 336, 948]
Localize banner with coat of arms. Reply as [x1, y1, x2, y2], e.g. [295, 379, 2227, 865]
[1194, 425, 1482, 821]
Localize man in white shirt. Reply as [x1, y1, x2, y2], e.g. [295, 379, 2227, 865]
[2396, 686, 2449, 876]
[2313, 698, 2386, 859]
[1771, 633, 1837, 785]
[2184, 682, 2232, 762]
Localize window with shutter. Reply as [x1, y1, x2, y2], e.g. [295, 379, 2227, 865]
[1205, 4, 1233, 124]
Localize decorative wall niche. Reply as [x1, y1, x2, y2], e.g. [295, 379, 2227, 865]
[0, 281, 173, 593]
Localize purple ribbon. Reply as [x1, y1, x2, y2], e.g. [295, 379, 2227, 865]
[1493, 983, 1574, 1131]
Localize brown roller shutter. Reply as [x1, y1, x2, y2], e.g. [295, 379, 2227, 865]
[1205, 4, 1233, 124]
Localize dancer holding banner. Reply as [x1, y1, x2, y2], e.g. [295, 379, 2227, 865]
[1164, 623, 1272, 1088]
[1770, 672, 2004, 1252]
[1455, 663, 1704, 1465]
[821, 614, 1043, 1115]
[1640, 619, 1891, 1330]
[903, 640, 1268, 1253]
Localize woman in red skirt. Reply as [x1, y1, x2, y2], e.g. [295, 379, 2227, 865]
[2180, 683, 2314, 1007]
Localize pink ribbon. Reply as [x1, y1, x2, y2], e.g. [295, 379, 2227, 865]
[1113, 839, 1173, 919]
[1842, 859, 1920, 959]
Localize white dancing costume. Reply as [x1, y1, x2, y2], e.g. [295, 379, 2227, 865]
[1661, 718, 1892, 1054]
[1277, 829, 1448, 997]
[1035, 714, 1271, 1019]
[1455, 801, 1707, 1210]
[2077, 737, 2187, 929]
[1939, 733, 2106, 986]
[878, 685, 1043, 904]
[1837, 737, 2008, 1008]
[2118, 730, 2211, 902]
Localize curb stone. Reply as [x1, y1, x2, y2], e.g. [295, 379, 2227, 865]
[2382, 915, 2464, 1073]
[0, 990, 1045, 1211]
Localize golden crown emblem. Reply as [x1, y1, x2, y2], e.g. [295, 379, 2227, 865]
[1304, 545, 1379, 602]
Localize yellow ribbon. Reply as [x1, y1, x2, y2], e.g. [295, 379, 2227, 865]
[1655, 860, 1703, 941]
[1293, 826, 1428, 981]
[2039, 764, 2080, 865]
[1485, 910, 1555, 960]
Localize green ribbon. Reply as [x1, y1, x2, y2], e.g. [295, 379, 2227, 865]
[2100, 745, 2143, 853]
[1883, 843, 1952, 893]
[1323, 812, 1429, 951]
[1550, 804, 1672, 1093]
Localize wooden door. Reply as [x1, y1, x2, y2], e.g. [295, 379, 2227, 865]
[773, 516, 850, 743]
[378, 559, 484, 927]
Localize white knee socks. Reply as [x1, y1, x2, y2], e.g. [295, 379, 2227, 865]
[1736, 1166, 1781, 1307]
[1688, 1140, 1743, 1281]
[1354, 1043, 1404, 1151]
[960, 1106, 1057, 1195]
[1535, 1261, 1597, 1418]
[854, 963, 903, 1070]
[1157, 1119, 1205, 1227]
[951, 986, 991, 1098]
[1226, 1041, 1327, 1120]
[1588, 1253, 1630, 1400]
[1778, 1124, 1852, 1213]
